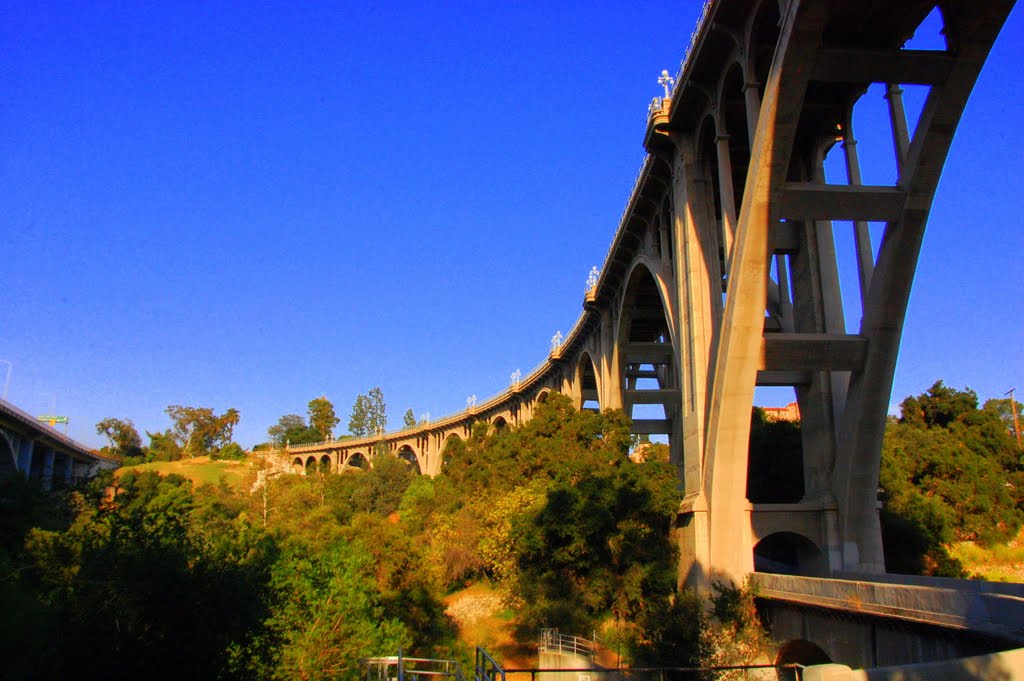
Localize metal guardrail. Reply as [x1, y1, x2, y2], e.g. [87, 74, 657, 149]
[502, 664, 804, 681]
[364, 653, 467, 681]
[476, 647, 506, 681]
[289, 3, 719, 457]
[365, 648, 507, 681]
[539, 629, 595, 661]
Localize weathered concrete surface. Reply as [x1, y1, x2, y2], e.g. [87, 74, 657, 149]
[752, 573, 1024, 644]
[804, 646, 1024, 681]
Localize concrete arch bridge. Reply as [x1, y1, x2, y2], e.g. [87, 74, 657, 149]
[0, 399, 120, 487]
[285, 1, 1020, 660]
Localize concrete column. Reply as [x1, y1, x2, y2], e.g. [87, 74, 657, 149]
[601, 308, 623, 410]
[714, 133, 738, 265]
[743, 81, 762, 148]
[41, 447, 55, 490]
[885, 84, 911, 175]
[841, 118, 874, 304]
[17, 437, 34, 478]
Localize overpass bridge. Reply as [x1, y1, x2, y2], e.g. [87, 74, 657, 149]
[285, 0, 1020, 669]
[0, 398, 119, 487]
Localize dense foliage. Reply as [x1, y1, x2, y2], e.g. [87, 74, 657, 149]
[880, 381, 1024, 576]
[1, 395, 691, 680]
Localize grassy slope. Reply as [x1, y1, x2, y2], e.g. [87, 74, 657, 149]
[951, 527, 1024, 582]
[444, 583, 535, 668]
[116, 456, 255, 491]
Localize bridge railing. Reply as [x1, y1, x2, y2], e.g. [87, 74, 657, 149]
[289, 3, 721, 457]
[539, 629, 594, 660]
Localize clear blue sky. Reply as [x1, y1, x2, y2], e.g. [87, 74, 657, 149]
[2, 2, 1021, 450]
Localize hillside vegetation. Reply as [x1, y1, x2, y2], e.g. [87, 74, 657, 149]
[1, 395, 727, 681]
[880, 382, 1024, 577]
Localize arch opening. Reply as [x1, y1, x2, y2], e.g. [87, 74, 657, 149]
[491, 416, 508, 432]
[396, 445, 421, 474]
[775, 639, 832, 677]
[721, 63, 751, 217]
[753, 531, 826, 577]
[345, 452, 368, 470]
[304, 456, 318, 475]
[319, 454, 332, 474]
[292, 457, 304, 473]
[618, 265, 676, 451]
[575, 353, 601, 412]
[441, 433, 464, 470]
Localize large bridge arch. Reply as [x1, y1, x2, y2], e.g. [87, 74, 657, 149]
[396, 444, 422, 474]
[616, 261, 679, 457]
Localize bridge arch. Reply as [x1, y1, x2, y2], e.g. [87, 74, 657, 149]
[441, 433, 464, 470]
[344, 452, 368, 470]
[753, 531, 827, 577]
[717, 61, 752, 231]
[616, 261, 678, 450]
[304, 456, 318, 475]
[291, 456, 304, 473]
[396, 445, 421, 474]
[319, 454, 332, 474]
[574, 351, 601, 412]
[491, 416, 509, 433]
[744, 0, 781, 105]
[775, 639, 832, 670]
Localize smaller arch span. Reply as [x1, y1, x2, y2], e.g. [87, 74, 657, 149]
[344, 452, 368, 470]
[395, 445, 421, 474]
[753, 531, 826, 577]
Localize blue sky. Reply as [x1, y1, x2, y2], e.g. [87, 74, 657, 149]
[2, 2, 1021, 449]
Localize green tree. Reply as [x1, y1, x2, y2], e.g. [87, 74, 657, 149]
[95, 417, 144, 458]
[147, 429, 183, 461]
[261, 544, 410, 681]
[307, 396, 340, 439]
[880, 382, 1024, 576]
[348, 387, 387, 437]
[164, 405, 238, 456]
[403, 409, 416, 429]
[23, 470, 275, 680]
[268, 414, 306, 447]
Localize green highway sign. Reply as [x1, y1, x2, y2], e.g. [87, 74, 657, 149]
[37, 415, 69, 425]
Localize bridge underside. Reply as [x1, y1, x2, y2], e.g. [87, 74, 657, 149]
[279, 0, 1015, 606]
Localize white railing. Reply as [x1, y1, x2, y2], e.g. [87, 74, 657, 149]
[539, 629, 594, 661]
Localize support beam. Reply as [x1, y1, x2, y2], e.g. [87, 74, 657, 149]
[625, 342, 674, 364]
[624, 389, 682, 405]
[756, 370, 814, 386]
[632, 419, 672, 435]
[779, 184, 906, 222]
[812, 49, 953, 85]
[760, 334, 867, 372]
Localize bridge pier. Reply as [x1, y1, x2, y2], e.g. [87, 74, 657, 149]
[17, 435, 34, 477]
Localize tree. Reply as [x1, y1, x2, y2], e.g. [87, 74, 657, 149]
[95, 417, 143, 458]
[880, 381, 1024, 576]
[307, 396, 340, 439]
[220, 408, 240, 443]
[348, 387, 387, 437]
[165, 405, 238, 456]
[402, 409, 416, 429]
[268, 414, 322, 447]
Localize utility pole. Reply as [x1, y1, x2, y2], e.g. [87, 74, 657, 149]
[1007, 388, 1022, 450]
